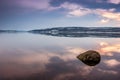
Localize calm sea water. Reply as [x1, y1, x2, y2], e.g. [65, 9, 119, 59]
[0, 33, 120, 80]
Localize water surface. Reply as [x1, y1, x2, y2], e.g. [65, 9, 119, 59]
[0, 33, 120, 80]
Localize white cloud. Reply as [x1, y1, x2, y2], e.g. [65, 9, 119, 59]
[10, 0, 120, 26]
[59, 2, 91, 17]
[59, 2, 120, 24]
[107, 0, 120, 4]
[60, 2, 80, 10]
[100, 19, 110, 24]
[68, 9, 90, 17]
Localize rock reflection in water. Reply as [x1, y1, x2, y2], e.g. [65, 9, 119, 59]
[77, 50, 101, 66]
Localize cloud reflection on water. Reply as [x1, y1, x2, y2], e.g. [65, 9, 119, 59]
[97, 41, 120, 57]
[103, 59, 120, 67]
[0, 34, 120, 80]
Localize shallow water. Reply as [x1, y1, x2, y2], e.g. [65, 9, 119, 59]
[0, 33, 120, 80]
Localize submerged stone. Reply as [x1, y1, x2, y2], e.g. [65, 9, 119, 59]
[77, 50, 101, 66]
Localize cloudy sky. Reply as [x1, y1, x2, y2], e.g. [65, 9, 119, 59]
[0, 0, 120, 30]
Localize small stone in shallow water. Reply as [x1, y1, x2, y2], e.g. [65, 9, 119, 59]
[77, 50, 101, 66]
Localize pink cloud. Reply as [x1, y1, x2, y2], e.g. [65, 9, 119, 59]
[97, 9, 120, 21]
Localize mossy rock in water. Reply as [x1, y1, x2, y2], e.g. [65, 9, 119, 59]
[77, 50, 101, 66]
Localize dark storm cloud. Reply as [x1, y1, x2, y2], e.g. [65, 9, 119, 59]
[50, 0, 120, 11]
